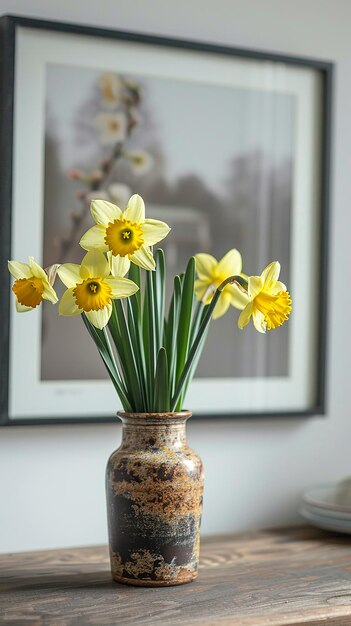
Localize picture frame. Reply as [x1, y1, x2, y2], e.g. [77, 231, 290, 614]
[0, 15, 332, 425]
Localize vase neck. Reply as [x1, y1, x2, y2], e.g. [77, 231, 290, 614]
[117, 412, 191, 450]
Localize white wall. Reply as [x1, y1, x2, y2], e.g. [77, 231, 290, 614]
[1, 0, 351, 553]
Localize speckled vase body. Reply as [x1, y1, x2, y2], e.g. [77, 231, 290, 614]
[106, 411, 204, 587]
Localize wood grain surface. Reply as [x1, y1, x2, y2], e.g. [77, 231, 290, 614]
[1, 526, 351, 625]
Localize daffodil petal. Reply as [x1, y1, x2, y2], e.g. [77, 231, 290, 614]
[106, 276, 139, 298]
[80, 250, 110, 279]
[123, 194, 145, 223]
[80, 224, 108, 252]
[270, 280, 287, 295]
[85, 304, 112, 329]
[15, 298, 33, 312]
[238, 302, 253, 329]
[59, 289, 81, 316]
[252, 310, 266, 333]
[194, 253, 218, 280]
[261, 261, 280, 286]
[46, 263, 60, 287]
[42, 282, 58, 304]
[57, 263, 81, 288]
[8, 260, 31, 279]
[142, 219, 171, 246]
[130, 245, 155, 271]
[248, 276, 263, 299]
[226, 284, 250, 310]
[90, 199, 122, 225]
[194, 278, 209, 299]
[213, 292, 231, 320]
[194, 278, 215, 304]
[108, 252, 130, 277]
[217, 249, 242, 277]
[28, 257, 47, 280]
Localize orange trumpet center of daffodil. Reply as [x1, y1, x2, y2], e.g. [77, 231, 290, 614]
[73, 277, 112, 312]
[12, 277, 44, 308]
[254, 290, 292, 330]
[104, 218, 144, 257]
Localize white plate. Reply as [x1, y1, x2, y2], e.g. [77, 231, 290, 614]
[302, 501, 351, 521]
[300, 506, 351, 534]
[302, 484, 351, 514]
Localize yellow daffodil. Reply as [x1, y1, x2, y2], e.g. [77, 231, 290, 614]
[238, 261, 292, 333]
[57, 250, 138, 329]
[194, 249, 249, 319]
[80, 194, 170, 273]
[8, 257, 58, 312]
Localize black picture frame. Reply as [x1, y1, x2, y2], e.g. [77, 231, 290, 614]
[0, 14, 333, 425]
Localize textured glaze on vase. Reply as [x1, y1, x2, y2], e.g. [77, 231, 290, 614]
[106, 411, 204, 586]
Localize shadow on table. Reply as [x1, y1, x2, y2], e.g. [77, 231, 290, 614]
[0, 570, 137, 594]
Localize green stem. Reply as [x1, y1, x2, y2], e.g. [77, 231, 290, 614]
[189, 299, 204, 346]
[170, 275, 245, 411]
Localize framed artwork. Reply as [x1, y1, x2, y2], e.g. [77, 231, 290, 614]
[0, 15, 332, 424]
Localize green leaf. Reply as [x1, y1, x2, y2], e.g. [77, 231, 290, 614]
[127, 265, 146, 407]
[153, 347, 170, 412]
[107, 302, 130, 386]
[175, 300, 206, 411]
[145, 270, 157, 404]
[128, 263, 142, 326]
[165, 275, 182, 397]
[81, 314, 132, 411]
[152, 249, 165, 352]
[126, 296, 148, 409]
[171, 288, 222, 411]
[190, 299, 204, 345]
[175, 257, 195, 383]
[109, 300, 143, 411]
[142, 276, 152, 406]
[176, 320, 209, 412]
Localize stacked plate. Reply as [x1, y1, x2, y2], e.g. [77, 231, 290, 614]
[300, 482, 351, 534]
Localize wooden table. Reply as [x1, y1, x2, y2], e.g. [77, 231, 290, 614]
[2, 526, 351, 625]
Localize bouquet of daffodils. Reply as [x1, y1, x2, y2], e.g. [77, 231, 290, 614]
[8, 194, 292, 413]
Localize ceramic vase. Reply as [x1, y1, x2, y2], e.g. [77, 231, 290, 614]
[106, 411, 204, 586]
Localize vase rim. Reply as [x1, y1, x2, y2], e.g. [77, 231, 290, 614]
[117, 410, 192, 419]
